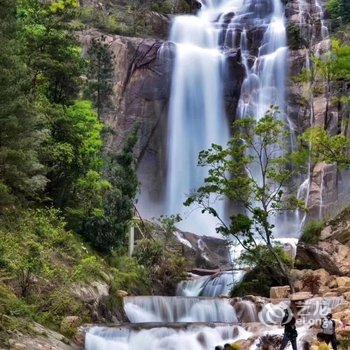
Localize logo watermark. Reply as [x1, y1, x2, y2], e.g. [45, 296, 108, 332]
[258, 300, 333, 328]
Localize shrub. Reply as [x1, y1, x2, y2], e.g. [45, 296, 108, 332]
[232, 245, 292, 297]
[113, 256, 151, 295]
[300, 221, 324, 244]
[327, 0, 350, 25]
[287, 24, 304, 50]
[36, 288, 87, 331]
[151, 255, 187, 295]
[73, 256, 107, 282]
[134, 239, 163, 267]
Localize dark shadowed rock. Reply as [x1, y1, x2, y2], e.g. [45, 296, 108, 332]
[223, 49, 245, 120]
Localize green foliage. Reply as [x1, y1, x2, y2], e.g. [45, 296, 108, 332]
[82, 129, 139, 253]
[134, 239, 163, 267]
[312, 40, 350, 84]
[86, 37, 114, 117]
[154, 214, 182, 241]
[0, 0, 46, 211]
[133, 238, 187, 295]
[72, 256, 107, 282]
[186, 108, 303, 247]
[327, 0, 350, 26]
[232, 244, 292, 297]
[300, 127, 350, 167]
[0, 284, 33, 343]
[42, 100, 105, 212]
[0, 208, 126, 338]
[300, 221, 325, 244]
[186, 108, 305, 287]
[19, 0, 84, 104]
[153, 255, 187, 295]
[113, 256, 151, 295]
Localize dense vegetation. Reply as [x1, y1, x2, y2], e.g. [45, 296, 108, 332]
[0, 0, 186, 345]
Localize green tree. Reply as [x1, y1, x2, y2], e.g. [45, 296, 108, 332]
[301, 126, 350, 167]
[311, 40, 350, 129]
[86, 37, 114, 117]
[19, 0, 83, 104]
[185, 108, 304, 288]
[327, 0, 350, 26]
[82, 130, 139, 253]
[42, 100, 105, 211]
[0, 0, 46, 211]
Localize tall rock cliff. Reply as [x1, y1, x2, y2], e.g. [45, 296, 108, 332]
[80, 0, 348, 226]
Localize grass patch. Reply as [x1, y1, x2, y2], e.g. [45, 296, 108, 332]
[300, 221, 325, 244]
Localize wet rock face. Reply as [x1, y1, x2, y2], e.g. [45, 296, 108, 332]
[285, 0, 344, 219]
[223, 49, 245, 120]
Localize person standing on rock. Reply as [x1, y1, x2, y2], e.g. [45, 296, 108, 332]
[320, 313, 337, 350]
[280, 308, 298, 350]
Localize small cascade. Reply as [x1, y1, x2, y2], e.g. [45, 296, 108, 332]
[86, 324, 252, 350]
[236, 0, 288, 122]
[124, 296, 238, 324]
[314, 0, 329, 39]
[233, 300, 259, 323]
[177, 271, 245, 297]
[298, 0, 329, 41]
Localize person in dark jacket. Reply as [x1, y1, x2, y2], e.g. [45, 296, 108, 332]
[280, 308, 298, 350]
[319, 313, 337, 350]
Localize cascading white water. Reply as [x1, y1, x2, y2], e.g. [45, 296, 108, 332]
[237, 0, 288, 122]
[86, 324, 252, 350]
[233, 300, 259, 323]
[165, 1, 244, 236]
[124, 296, 238, 323]
[177, 271, 245, 297]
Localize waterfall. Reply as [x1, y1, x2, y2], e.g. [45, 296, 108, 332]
[233, 300, 259, 323]
[237, 0, 288, 122]
[165, 2, 239, 235]
[124, 296, 238, 323]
